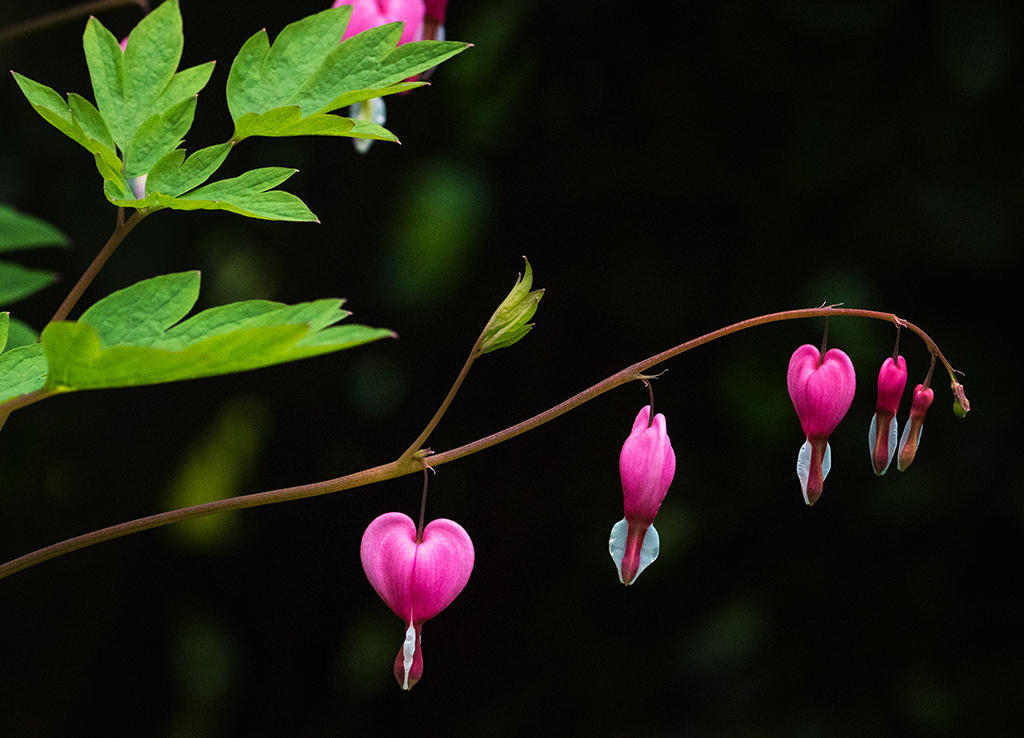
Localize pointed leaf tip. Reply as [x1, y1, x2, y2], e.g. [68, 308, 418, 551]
[478, 258, 544, 355]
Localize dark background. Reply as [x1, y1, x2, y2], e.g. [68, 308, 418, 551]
[0, 0, 1019, 735]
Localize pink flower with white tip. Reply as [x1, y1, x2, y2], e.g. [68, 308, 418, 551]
[609, 405, 676, 585]
[897, 383, 934, 472]
[787, 344, 856, 505]
[868, 355, 908, 475]
[361, 511, 474, 690]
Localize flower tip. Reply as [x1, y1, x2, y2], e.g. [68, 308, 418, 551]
[609, 518, 660, 585]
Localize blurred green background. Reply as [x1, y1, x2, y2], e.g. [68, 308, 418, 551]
[0, 0, 1019, 735]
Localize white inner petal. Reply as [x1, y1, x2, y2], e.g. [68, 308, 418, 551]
[608, 518, 628, 583]
[401, 621, 416, 691]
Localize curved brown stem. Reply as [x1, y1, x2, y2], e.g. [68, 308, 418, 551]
[0, 305, 968, 581]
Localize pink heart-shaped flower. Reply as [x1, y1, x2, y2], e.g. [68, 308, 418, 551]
[360, 512, 474, 689]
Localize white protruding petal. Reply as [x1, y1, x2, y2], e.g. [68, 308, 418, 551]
[128, 173, 147, 200]
[896, 422, 924, 472]
[796, 440, 832, 504]
[608, 518, 660, 584]
[401, 621, 416, 691]
[796, 439, 812, 500]
[608, 518, 628, 582]
[349, 98, 387, 154]
[886, 417, 899, 469]
[867, 413, 900, 475]
[636, 524, 660, 581]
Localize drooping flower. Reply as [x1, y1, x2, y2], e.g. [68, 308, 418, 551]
[335, 0, 427, 45]
[360, 512, 474, 690]
[897, 384, 934, 472]
[609, 405, 676, 585]
[333, 0, 429, 151]
[868, 355, 908, 475]
[787, 344, 857, 505]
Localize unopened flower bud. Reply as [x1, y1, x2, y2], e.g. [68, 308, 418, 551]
[897, 384, 934, 472]
[868, 356, 907, 475]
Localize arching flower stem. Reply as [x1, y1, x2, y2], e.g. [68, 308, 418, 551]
[0, 306, 968, 580]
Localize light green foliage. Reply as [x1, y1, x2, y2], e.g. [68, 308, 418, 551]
[38, 272, 394, 392]
[105, 167, 318, 221]
[0, 343, 48, 403]
[479, 259, 544, 354]
[83, 0, 212, 158]
[12, 0, 467, 222]
[226, 7, 469, 143]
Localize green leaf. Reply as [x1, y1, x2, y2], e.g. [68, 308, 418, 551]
[3, 317, 40, 350]
[67, 93, 117, 155]
[0, 204, 69, 252]
[81, 15, 126, 145]
[11, 73, 124, 172]
[313, 29, 469, 115]
[104, 167, 317, 221]
[85, 0, 184, 152]
[124, 95, 197, 177]
[0, 261, 58, 305]
[232, 106, 399, 144]
[40, 271, 394, 391]
[226, 6, 354, 121]
[0, 343, 48, 403]
[226, 7, 468, 137]
[479, 258, 545, 354]
[146, 142, 233, 197]
[0, 313, 7, 353]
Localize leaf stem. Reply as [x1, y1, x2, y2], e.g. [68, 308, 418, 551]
[50, 209, 146, 323]
[0, 0, 148, 45]
[0, 305, 966, 581]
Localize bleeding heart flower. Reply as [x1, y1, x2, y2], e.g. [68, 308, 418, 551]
[897, 383, 934, 472]
[787, 344, 856, 505]
[335, 0, 427, 45]
[360, 512, 474, 689]
[868, 355, 908, 475]
[608, 405, 676, 585]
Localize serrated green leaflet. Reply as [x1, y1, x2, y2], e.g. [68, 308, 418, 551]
[39, 271, 393, 392]
[0, 343, 48, 403]
[83, 0, 212, 154]
[124, 95, 197, 177]
[105, 167, 317, 221]
[0, 204, 68, 252]
[11, 73, 124, 173]
[232, 106, 399, 143]
[146, 143, 233, 197]
[226, 7, 468, 139]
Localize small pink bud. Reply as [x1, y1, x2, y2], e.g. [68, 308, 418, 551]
[360, 512, 474, 690]
[609, 405, 676, 585]
[868, 356, 908, 475]
[335, 0, 427, 45]
[897, 384, 934, 472]
[787, 344, 856, 505]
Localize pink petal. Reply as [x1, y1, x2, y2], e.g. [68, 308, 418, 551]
[787, 345, 856, 439]
[335, 0, 426, 45]
[360, 512, 474, 625]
